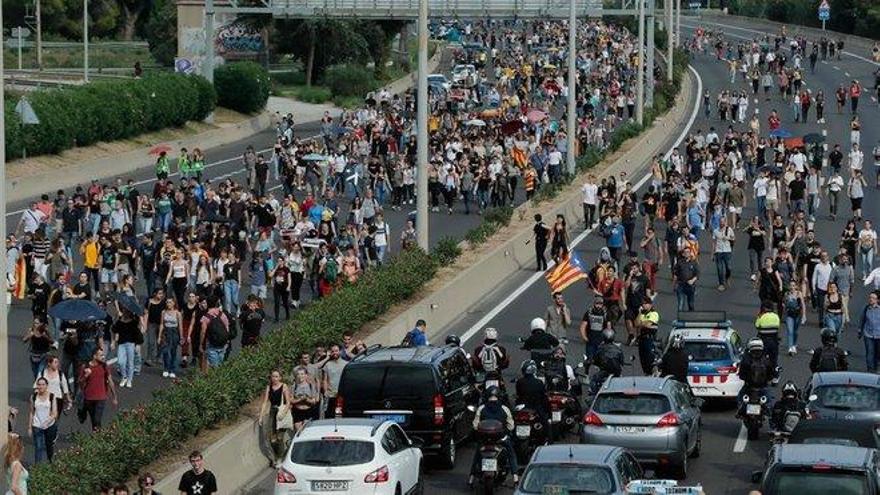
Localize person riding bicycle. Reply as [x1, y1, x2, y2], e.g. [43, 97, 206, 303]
[635, 298, 660, 375]
[472, 327, 510, 376]
[521, 317, 559, 365]
[770, 381, 805, 432]
[809, 327, 848, 373]
[515, 359, 550, 424]
[738, 338, 773, 410]
[469, 386, 519, 486]
[660, 333, 690, 385]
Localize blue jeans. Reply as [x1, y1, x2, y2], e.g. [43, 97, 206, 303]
[117, 342, 136, 382]
[161, 336, 180, 374]
[89, 213, 102, 235]
[756, 196, 767, 220]
[376, 245, 387, 264]
[158, 212, 172, 232]
[33, 423, 58, 463]
[865, 337, 880, 372]
[30, 354, 47, 379]
[223, 280, 241, 314]
[206, 346, 226, 367]
[824, 313, 844, 335]
[676, 283, 695, 311]
[784, 315, 801, 348]
[715, 252, 732, 286]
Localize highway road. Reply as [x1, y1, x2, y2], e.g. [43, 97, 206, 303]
[246, 15, 880, 495]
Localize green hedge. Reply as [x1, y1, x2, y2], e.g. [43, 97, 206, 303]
[4, 73, 216, 160]
[728, 0, 880, 39]
[324, 64, 378, 98]
[29, 248, 438, 494]
[214, 62, 271, 114]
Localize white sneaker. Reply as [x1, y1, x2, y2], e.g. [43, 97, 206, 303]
[162, 371, 169, 378]
[126, 380, 133, 388]
[119, 378, 128, 388]
[169, 373, 177, 379]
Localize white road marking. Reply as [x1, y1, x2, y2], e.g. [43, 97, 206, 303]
[733, 424, 749, 453]
[459, 65, 704, 345]
[845, 71, 850, 77]
[822, 129, 827, 136]
[834, 65, 841, 71]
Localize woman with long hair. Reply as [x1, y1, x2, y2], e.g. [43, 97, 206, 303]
[29, 377, 58, 463]
[4, 434, 28, 494]
[259, 370, 293, 465]
[158, 298, 183, 379]
[290, 368, 319, 432]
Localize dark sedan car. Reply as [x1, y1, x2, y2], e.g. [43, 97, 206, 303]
[804, 372, 880, 422]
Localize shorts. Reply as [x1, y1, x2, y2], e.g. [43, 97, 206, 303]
[851, 197, 863, 210]
[728, 206, 743, 215]
[766, 199, 779, 211]
[100, 268, 118, 284]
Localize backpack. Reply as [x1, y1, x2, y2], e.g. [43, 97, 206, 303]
[206, 314, 229, 348]
[818, 346, 840, 372]
[747, 359, 769, 386]
[324, 256, 339, 283]
[479, 345, 501, 373]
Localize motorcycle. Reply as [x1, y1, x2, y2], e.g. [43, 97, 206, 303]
[547, 385, 581, 440]
[512, 404, 547, 464]
[476, 370, 511, 406]
[740, 387, 770, 441]
[770, 409, 802, 445]
[473, 419, 511, 495]
[518, 337, 568, 376]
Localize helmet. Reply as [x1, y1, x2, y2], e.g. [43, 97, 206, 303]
[782, 381, 799, 399]
[602, 328, 615, 343]
[553, 345, 566, 358]
[670, 333, 684, 349]
[484, 327, 498, 341]
[521, 359, 537, 376]
[747, 338, 765, 354]
[530, 317, 547, 332]
[485, 386, 501, 400]
[820, 327, 837, 346]
[445, 334, 461, 346]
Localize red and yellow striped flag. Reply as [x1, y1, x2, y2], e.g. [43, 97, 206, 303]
[544, 252, 589, 294]
[13, 257, 28, 299]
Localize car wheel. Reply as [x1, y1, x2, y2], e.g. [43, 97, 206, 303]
[747, 424, 760, 441]
[437, 436, 456, 469]
[689, 426, 702, 458]
[412, 468, 424, 495]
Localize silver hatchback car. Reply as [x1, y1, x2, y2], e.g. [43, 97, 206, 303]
[579, 376, 703, 479]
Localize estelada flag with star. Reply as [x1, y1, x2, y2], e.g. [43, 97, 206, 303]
[12, 256, 28, 299]
[545, 251, 589, 293]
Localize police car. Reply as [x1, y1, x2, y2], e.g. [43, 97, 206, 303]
[666, 312, 745, 400]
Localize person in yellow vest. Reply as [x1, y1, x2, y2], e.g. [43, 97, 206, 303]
[635, 298, 660, 375]
[178, 148, 191, 179]
[79, 231, 101, 293]
[755, 302, 782, 384]
[191, 147, 205, 182]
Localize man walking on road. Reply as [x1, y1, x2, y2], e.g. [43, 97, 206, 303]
[860, 292, 880, 372]
[533, 214, 550, 271]
[673, 248, 699, 312]
[545, 292, 572, 341]
[712, 217, 735, 291]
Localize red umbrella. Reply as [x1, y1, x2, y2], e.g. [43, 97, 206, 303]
[149, 143, 173, 156]
[527, 109, 547, 123]
[783, 137, 804, 149]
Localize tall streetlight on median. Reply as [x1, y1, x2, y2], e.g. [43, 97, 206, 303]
[83, 0, 89, 82]
[0, 0, 9, 458]
[416, 0, 429, 250]
[566, 0, 577, 175]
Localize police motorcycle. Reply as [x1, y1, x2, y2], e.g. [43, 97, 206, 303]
[738, 338, 781, 441]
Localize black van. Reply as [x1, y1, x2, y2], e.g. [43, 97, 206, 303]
[336, 345, 479, 468]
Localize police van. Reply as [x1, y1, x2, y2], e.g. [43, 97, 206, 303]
[666, 312, 745, 400]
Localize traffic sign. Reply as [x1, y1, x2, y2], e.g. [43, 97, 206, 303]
[5, 39, 32, 49]
[15, 98, 40, 125]
[11, 27, 31, 38]
[818, 0, 830, 21]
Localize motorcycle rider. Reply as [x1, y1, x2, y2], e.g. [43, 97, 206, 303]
[809, 327, 849, 372]
[544, 345, 577, 393]
[635, 297, 661, 375]
[472, 327, 511, 375]
[515, 360, 550, 424]
[521, 317, 559, 365]
[591, 328, 625, 394]
[770, 381, 805, 432]
[660, 333, 690, 385]
[469, 386, 519, 485]
[755, 302, 782, 384]
[579, 296, 611, 361]
[737, 338, 773, 410]
[446, 334, 472, 360]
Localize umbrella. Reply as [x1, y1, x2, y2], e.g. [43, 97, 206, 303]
[333, 125, 354, 136]
[527, 109, 547, 123]
[758, 165, 783, 175]
[501, 120, 524, 136]
[784, 137, 805, 149]
[543, 64, 557, 70]
[48, 299, 107, 322]
[302, 153, 328, 161]
[769, 128, 793, 138]
[116, 293, 144, 316]
[148, 143, 172, 156]
[803, 132, 825, 145]
[465, 119, 486, 127]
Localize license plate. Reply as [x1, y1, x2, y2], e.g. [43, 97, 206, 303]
[615, 426, 648, 433]
[485, 379, 499, 389]
[482, 458, 498, 472]
[747, 404, 762, 415]
[312, 480, 349, 491]
[551, 411, 562, 422]
[372, 414, 406, 424]
[516, 425, 531, 437]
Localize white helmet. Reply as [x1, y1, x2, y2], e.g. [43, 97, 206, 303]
[530, 317, 547, 332]
[485, 327, 498, 340]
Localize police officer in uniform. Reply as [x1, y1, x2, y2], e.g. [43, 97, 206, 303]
[755, 302, 782, 384]
[661, 333, 690, 385]
[522, 317, 559, 364]
[591, 328, 625, 394]
[635, 298, 660, 375]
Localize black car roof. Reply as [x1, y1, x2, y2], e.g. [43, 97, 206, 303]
[349, 345, 458, 365]
[811, 372, 880, 387]
[790, 419, 880, 448]
[772, 444, 875, 468]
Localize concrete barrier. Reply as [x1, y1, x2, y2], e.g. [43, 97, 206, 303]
[6, 111, 274, 204]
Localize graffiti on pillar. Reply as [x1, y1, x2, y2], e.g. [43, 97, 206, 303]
[215, 20, 265, 56]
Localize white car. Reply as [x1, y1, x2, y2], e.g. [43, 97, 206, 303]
[274, 418, 423, 495]
[452, 64, 477, 87]
[666, 313, 745, 400]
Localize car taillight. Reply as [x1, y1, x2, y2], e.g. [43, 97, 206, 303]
[716, 364, 738, 375]
[276, 467, 297, 484]
[812, 464, 832, 471]
[515, 410, 534, 422]
[656, 412, 681, 427]
[364, 465, 389, 483]
[583, 411, 604, 426]
[334, 395, 344, 417]
[548, 394, 568, 408]
[433, 394, 445, 425]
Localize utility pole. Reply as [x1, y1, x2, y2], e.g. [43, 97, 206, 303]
[636, 0, 645, 126]
[667, 0, 674, 82]
[204, 0, 216, 123]
[83, 0, 89, 82]
[416, 0, 429, 250]
[36, 0, 43, 70]
[0, 0, 8, 460]
[646, 0, 655, 108]
[675, 0, 681, 48]
[566, 0, 577, 175]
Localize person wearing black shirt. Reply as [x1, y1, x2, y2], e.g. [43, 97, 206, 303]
[828, 144, 843, 174]
[112, 314, 141, 389]
[239, 295, 266, 347]
[30, 275, 50, 323]
[178, 451, 218, 495]
[533, 214, 550, 271]
[222, 254, 241, 315]
[788, 173, 807, 214]
[98, 238, 118, 298]
[72, 271, 93, 301]
[138, 233, 158, 297]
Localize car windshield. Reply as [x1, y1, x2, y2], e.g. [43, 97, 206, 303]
[801, 438, 861, 447]
[340, 365, 435, 400]
[815, 385, 880, 411]
[683, 341, 730, 362]
[770, 470, 869, 494]
[289, 440, 374, 466]
[520, 464, 615, 494]
[592, 393, 670, 415]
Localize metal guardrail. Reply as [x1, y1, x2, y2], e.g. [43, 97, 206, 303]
[220, 0, 615, 18]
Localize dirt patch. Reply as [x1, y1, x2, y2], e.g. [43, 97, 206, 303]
[7, 108, 254, 181]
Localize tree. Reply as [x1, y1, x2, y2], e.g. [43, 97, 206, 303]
[144, 0, 176, 66]
[118, 0, 151, 40]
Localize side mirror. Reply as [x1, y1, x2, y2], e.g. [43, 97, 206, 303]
[693, 398, 705, 409]
[409, 437, 425, 449]
[750, 470, 763, 484]
[467, 405, 477, 413]
[808, 394, 818, 402]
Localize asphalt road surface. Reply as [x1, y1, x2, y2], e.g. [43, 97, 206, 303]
[248, 16, 880, 495]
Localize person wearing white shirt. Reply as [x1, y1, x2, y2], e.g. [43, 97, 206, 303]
[582, 175, 599, 227]
[18, 203, 46, 235]
[373, 212, 390, 264]
[812, 251, 833, 323]
[859, 221, 878, 279]
[753, 175, 769, 219]
[706, 128, 719, 144]
[826, 171, 845, 219]
[865, 266, 880, 291]
[789, 150, 807, 173]
[849, 144, 864, 173]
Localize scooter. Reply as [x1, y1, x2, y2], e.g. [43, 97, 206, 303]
[512, 404, 547, 464]
[770, 409, 802, 445]
[476, 370, 511, 406]
[740, 386, 770, 441]
[472, 419, 511, 495]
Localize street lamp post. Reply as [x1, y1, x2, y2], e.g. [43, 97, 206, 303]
[636, 0, 645, 126]
[83, 0, 89, 82]
[646, 0, 655, 108]
[416, 0, 429, 250]
[667, 0, 674, 82]
[0, 0, 9, 459]
[566, 0, 577, 175]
